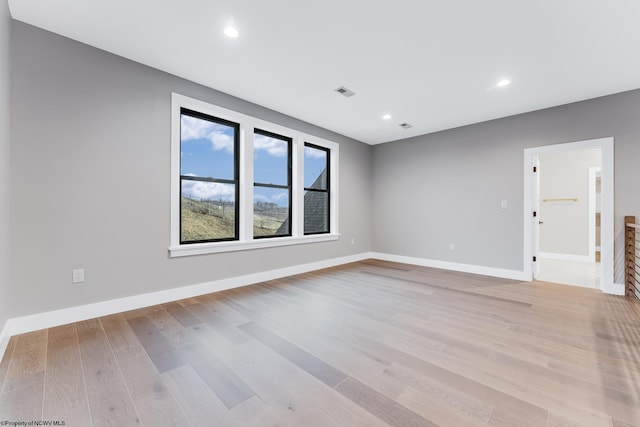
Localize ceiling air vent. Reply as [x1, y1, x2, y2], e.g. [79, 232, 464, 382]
[399, 123, 413, 129]
[334, 86, 356, 97]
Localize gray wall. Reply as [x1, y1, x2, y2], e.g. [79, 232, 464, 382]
[538, 148, 600, 256]
[372, 89, 640, 274]
[0, 1, 10, 330]
[9, 22, 372, 317]
[8, 18, 640, 320]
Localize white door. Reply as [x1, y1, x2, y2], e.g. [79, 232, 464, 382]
[524, 138, 614, 293]
[532, 156, 541, 279]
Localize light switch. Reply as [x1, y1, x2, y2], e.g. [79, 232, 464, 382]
[501, 200, 508, 209]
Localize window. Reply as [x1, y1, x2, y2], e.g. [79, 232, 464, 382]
[253, 129, 291, 238]
[304, 143, 330, 234]
[180, 108, 239, 243]
[170, 93, 339, 257]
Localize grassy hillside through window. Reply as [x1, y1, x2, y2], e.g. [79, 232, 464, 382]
[181, 197, 288, 241]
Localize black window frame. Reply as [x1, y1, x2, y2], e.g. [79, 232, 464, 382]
[179, 107, 240, 244]
[253, 128, 293, 239]
[303, 142, 331, 235]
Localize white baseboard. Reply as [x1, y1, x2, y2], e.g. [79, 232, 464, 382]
[0, 320, 10, 362]
[5, 252, 371, 338]
[369, 252, 530, 281]
[603, 282, 626, 296]
[2, 250, 623, 361]
[538, 252, 593, 263]
[0, 251, 527, 359]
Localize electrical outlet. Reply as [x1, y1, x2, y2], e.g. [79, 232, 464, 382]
[351, 238, 355, 245]
[449, 243, 455, 251]
[72, 269, 85, 284]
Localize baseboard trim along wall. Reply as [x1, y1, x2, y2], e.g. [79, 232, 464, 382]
[2, 251, 623, 359]
[0, 253, 370, 353]
[370, 252, 530, 282]
[604, 282, 626, 296]
[0, 321, 10, 363]
[538, 252, 594, 263]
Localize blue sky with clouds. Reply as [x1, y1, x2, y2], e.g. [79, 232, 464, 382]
[181, 114, 326, 207]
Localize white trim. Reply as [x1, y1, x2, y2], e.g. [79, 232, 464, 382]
[588, 167, 600, 261]
[329, 146, 340, 234]
[239, 126, 252, 241]
[532, 155, 541, 278]
[524, 137, 615, 294]
[5, 249, 625, 359]
[604, 282, 625, 296]
[293, 137, 303, 236]
[0, 250, 530, 343]
[170, 92, 340, 257]
[0, 320, 10, 361]
[5, 253, 370, 337]
[169, 233, 340, 257]
[369, 252, 529, 281]
[538, 252, 594, 263]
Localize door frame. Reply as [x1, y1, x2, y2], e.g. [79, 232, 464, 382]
[532, 155, 541, 279]
[523, 137, 618, 294]
[588, 166, 601, 262]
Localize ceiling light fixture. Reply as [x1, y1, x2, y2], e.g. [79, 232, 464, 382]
[224, 26, 239, 38]
[382, 114, 392, 120]
[496, 79, 511, 87]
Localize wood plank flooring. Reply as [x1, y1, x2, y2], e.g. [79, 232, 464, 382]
[1, 259, 639, 426]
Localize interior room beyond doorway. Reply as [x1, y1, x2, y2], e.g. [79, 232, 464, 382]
[536, 147, 601, 289]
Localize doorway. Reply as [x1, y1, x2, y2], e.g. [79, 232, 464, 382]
[535, 149, 601, 288]
[523, 137, 620, 294]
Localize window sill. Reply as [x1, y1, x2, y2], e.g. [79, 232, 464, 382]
[169, 234, 340, 258]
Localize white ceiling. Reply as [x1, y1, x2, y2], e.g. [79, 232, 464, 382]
[8, 0, 640, 145]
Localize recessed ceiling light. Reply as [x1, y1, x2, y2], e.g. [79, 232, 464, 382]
[224, 26, 239, 38]
[382, 114, 392, 120]
[496, 79, 511, 87]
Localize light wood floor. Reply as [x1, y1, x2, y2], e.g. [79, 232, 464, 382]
[1, 260, 639, 427]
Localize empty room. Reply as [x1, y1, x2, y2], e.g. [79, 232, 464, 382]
[1, 1, 640, 426]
